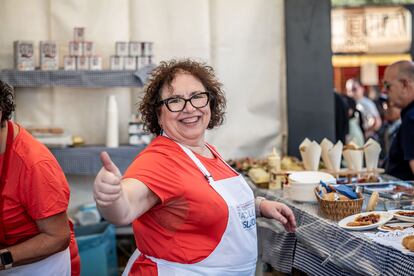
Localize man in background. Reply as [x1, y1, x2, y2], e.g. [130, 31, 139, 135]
[383, 60, 414, 180]
[346, 78, 382, 139]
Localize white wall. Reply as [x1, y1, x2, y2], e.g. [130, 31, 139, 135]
[0, 0, 286, 159]
[0, 0, 286, 211]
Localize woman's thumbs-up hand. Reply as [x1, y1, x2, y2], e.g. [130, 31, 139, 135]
[94, 151, 123, 207]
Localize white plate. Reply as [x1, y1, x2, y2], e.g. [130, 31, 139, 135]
[377, 222, 414, 232]
[390, 210, 414, 222]
[338, 211, 393, 231]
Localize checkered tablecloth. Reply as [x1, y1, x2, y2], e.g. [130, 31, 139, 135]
[0, 65, 155, 88]
[248, 179, 414, 276]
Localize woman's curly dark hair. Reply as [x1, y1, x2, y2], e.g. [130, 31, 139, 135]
[139, 59, 226, 135]
[0, 80, 15, 127]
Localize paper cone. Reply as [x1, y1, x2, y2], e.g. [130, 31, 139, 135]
[320, 138, 334, 171]
[343, 150, 353, 170]
[303, 141, 322, 171]
[299, 138, 311, 169]
[349, 150, 364, 172]
[364, 139, 381, 171]
[328, 141, 343, 172]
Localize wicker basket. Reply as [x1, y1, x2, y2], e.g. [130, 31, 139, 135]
[314, 187, 364, 221]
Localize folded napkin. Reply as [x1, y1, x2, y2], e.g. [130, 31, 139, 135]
[364, 138, 381, 171]
[320, 138, 334, 171]
[320, 138, 343, 172]
[343, 142, 363, 171]
[299, 138, 321, 171]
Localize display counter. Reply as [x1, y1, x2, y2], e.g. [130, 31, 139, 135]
[249, 179, 414, 276]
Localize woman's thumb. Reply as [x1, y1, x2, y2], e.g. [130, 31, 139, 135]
[100, 151, 121, 177]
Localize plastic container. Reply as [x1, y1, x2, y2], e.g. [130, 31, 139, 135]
[287, 171, 336, 202]
[75, 203, 101, 226]
[75, 222, 118, 276]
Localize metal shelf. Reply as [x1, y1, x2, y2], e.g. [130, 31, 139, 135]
[50, 145, 146, 176]
[0, 65, 154, 88]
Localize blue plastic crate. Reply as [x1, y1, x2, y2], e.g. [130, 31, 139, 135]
[75, 222, 118, 276]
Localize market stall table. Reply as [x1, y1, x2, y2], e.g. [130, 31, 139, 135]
[249, 179, 414, 276]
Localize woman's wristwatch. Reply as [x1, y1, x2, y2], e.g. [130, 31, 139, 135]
[0, 249, 13, 270]
[255, 196, 266, 217]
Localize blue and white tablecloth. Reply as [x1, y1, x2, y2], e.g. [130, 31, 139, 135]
[250, 179, 414, 276]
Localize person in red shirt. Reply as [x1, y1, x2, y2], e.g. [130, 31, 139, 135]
[0, 80, 80, 275]
[94, 59, 296, 275]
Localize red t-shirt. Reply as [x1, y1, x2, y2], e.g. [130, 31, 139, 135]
[123, 136, 237, 275]
[0, 124, 79, 275]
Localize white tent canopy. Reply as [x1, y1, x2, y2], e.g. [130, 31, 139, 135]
[0, 0, 286, 159]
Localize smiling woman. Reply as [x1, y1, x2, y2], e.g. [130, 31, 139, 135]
[93, 59, 297, 276]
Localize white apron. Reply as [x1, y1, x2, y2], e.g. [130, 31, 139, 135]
[123, 140, 258, 275]
[0, 248, 71, 276]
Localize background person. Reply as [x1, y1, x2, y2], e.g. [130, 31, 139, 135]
[383, 60, 414, 180]
[93, 59, 296, 275]
[0, 80, 80, 275]
[345, 78, 382, 139]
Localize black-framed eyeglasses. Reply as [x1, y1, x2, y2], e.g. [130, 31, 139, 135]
[159, 92, 211, 112]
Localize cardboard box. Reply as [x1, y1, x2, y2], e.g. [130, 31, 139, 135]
[14, 41, 35, 71]
[124, 56, 137, 71]
[115, 42, 128, 56]
[77, 56, 90, 70]
[89, 56, 102, 71]
[74, 27, 85, 42]
[110, 56, 124, 70]
[40, 41, 58, 70]
[69, 41, 83, 56]
[64, 56, 76, 71]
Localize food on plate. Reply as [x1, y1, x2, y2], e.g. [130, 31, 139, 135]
[346, 213, 380, 227]
[357, 174, 380, 183]
[393, 186, 414, 195]
[381, 224, 414, 231]
[396, 211, 414, 217]
[402, 235, 414, 252]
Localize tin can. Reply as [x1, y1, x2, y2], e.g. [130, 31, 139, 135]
[110, 55, 124, 70]
[74, 27, 85, 42]
[137, 55, 154, 69]
[141, 41, 153, 56]
[89, 56, 102, 71]
[69, 41, 82, 56]
[40, 41, 58, 70]
[14, 41, 35, 71]
[82, 41, 94, 56]
[124, 57, 137, 71]
[115, 42, 129, 56]
[64, 56, 76, 71]
[76, 56, 90, 70]
[129, 41, 141, 56]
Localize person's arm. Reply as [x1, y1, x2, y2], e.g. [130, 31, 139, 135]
[93, 152, 160, 225]
[373, 115, 382, 132]
[256, 198, 296, 232]
[0, 212, 70, 269]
